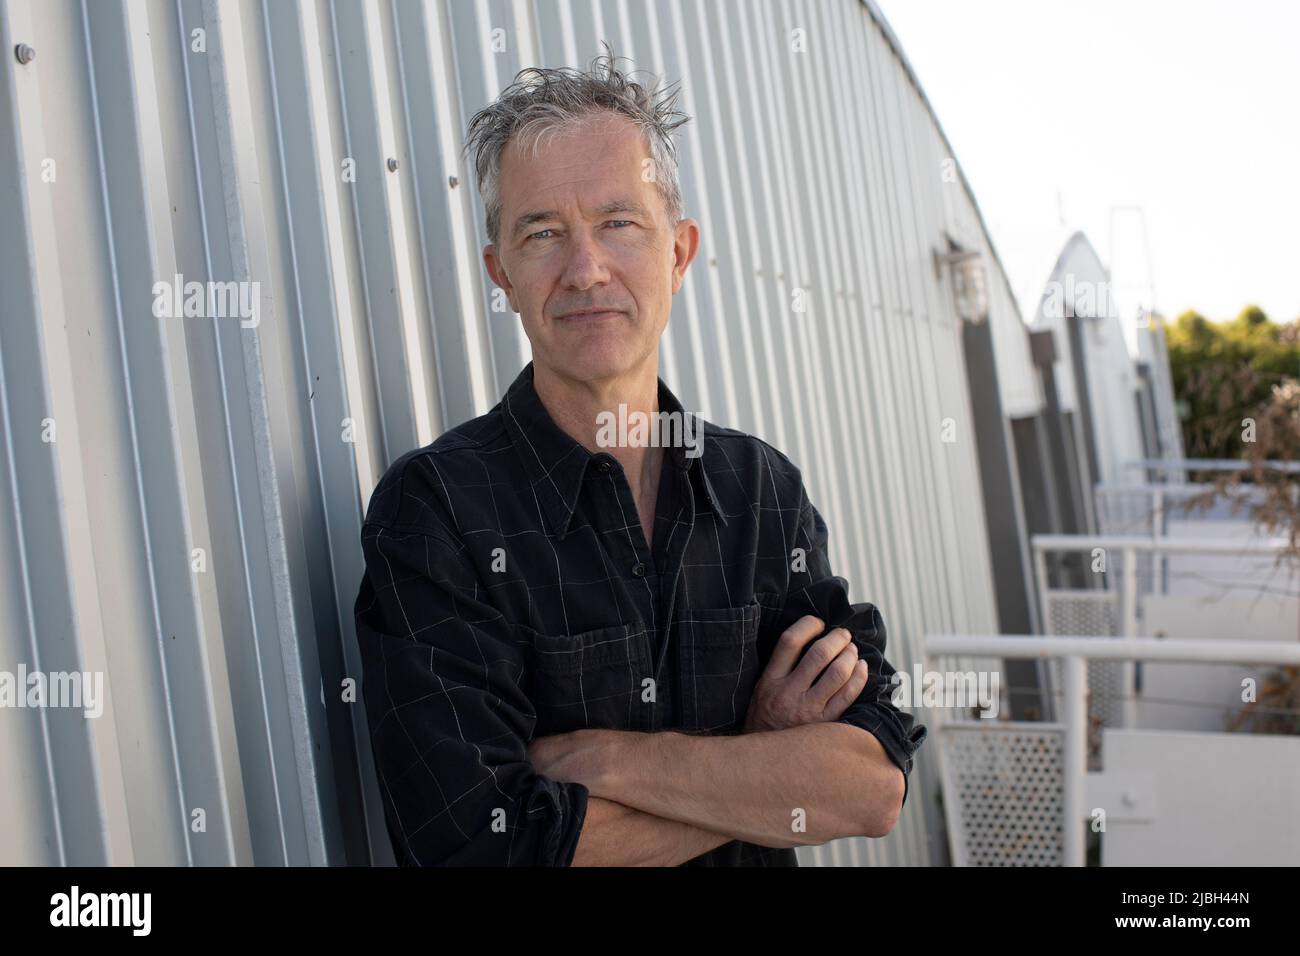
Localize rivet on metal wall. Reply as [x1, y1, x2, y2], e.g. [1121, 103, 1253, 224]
[387, 157, 399, 172]
[15, 43, 36, 64]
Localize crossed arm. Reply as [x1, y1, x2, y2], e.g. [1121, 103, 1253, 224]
[535, 722, 904, 866]
[528, 614, 907, 866]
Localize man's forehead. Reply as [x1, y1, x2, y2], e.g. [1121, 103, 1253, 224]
[500, 114, 648, 185]
[499, 117, 657, 239]
[507, 110, 643, 159]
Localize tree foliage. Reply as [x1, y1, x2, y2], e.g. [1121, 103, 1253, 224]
[1164, 305, 1300, 460]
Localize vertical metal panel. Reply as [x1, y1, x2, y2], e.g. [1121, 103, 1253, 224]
[0, 0, 1031, 866]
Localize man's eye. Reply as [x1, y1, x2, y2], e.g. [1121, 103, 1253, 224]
[607, 220, 633, 228]
[528, 228, 555, 240]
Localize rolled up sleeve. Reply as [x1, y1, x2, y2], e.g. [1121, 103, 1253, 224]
[773, 491, 928, 808]
[355, 522, 589, 865]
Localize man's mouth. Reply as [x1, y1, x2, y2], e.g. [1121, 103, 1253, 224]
[558, 310, 624, 322]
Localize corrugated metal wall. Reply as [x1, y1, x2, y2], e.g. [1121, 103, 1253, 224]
[1, 0, 1014, 866]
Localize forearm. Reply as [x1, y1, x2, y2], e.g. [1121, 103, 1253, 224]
[591, 722, 903, 847]
[570, 796, 733, 866]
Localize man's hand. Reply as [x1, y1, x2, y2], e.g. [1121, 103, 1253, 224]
[742, 615, 868, 733]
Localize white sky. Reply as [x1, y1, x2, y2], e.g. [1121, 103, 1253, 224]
[874, 0, 1300, 326]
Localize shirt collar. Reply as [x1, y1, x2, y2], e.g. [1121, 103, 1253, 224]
[501, 360, 727, 540]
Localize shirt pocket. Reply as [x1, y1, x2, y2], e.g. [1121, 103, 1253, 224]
[520, 620, 654, 736]
[675, 598, 764, 734]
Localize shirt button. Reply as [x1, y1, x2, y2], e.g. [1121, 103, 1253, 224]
[632, 561, 648, 577]
[595, 459, 612, 473]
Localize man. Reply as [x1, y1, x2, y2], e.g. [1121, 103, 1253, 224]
[354, 47, 926, 866]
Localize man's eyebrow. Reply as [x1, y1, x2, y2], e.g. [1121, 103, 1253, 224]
[510, 199, 651, 241]
[595, 199, 649, 217]
[511, 209, 558, 241]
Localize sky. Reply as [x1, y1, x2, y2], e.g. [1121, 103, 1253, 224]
[874, 0, 1300, 328]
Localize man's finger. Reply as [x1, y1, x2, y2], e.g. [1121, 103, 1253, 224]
[765, 615, 826, 678]
[808, 642, 862, 708]
[822, 659, 870, 719]
[790, 627, 853, 688]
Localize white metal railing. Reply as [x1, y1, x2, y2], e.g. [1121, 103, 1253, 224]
[1032, 532, 1290, 611]
[1094, 481, 1269, 536]
[1124, 457, 1300, 481]
[925, 634, 1300, 866]
[1032, 534, 1292, 635]
[1030, 533, 1293, 729]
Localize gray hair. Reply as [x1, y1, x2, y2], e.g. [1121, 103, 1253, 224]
[462, 43, 691, 248]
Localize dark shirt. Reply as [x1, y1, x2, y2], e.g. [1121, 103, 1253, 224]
[354, 361, 927, 866]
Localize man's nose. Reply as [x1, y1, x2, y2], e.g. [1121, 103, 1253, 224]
[559, 229, 610, 290]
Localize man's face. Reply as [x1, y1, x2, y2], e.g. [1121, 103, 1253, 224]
[483, 112, 698, 386]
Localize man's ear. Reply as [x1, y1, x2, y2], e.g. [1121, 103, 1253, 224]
[670, 217, 701, 294]
[483, 244, 517, 312]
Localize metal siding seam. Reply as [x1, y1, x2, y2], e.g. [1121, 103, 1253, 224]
[747, 0, 813, 473]
[293, 0, 376, 500]
[79, 0, 200, 865]
[259, 0, 366, 864]
[423, 0, 497, 421]
[387, 0, 448, 432]
[635, 0, 682, 391]
[459, 0, 513, 391]
[0, 0, 89, 866]
[326, 0, 402, 463]
[880, 40, 948, 651]
[695, 0, 760, 429]
[177, 0, 294, 866]
[673, 0, 742, 427]
[361, 0, 431, 447]
[897, 49, 965, 639]
[795, 0, 876, 610]
[121, 0, 255, 865]
[718, 0, 788, 452]
[860, 21, 928, 701]
[185, 0, 292, 868]
[375, 0, 442, 444]
[764, 0, 846, 536]
[204, 0, 329, 864]
[899, 96, 960, 866]
[656, 0, 718, 420]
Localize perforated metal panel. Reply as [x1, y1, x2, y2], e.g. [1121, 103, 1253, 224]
[1045, 592, 1118, 637]
[1043, 592, 1123, 737]
[938, 723, 1065, 866]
